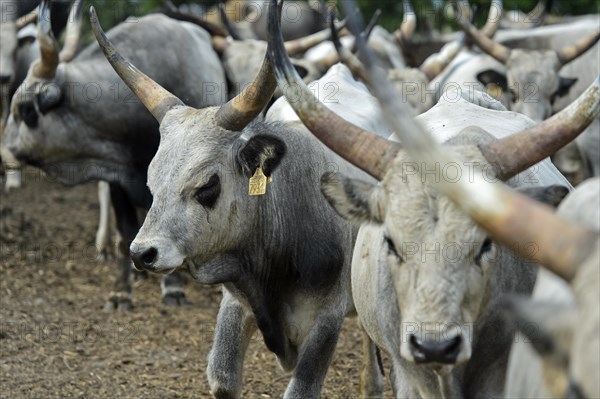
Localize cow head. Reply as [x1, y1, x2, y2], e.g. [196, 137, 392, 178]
[88, 6, 286, 275]
[3, 0, 83, 171]
[268, 0, 598, 370]
[0, 22, 19, 88]
[460, 15, 599, 121]
[0, 10, 38, 125]
[131, 107, 286, 274]
[0, 5, 38, 88]
[321, 131, 568, 367]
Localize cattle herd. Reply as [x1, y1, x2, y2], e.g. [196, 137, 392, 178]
[0, 0, 598, 397]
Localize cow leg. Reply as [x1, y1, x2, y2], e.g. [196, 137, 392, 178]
[284, 313, 343, 399]
[208, 288, 256, 399]
[160, 272, 189, 306]
[389, 364, 408, 399]
[95, 181, 113, 261]
[359, 327, 384, 398]
[1, 147, 21, 192]
[103, 183, 138, 312]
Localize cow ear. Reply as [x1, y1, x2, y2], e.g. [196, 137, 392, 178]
[517, 185, 570, 208]
[503, 296, 575, 368]
[320, 172, 386, 224]
[477, 69, 508, 92]
[555, 77, 578, 98]
[236, 134, 287, 178]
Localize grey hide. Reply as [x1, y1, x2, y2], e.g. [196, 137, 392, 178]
[3, 14, 227, 310]
[323, 92, 571, 398]
[129, 63, 390, 398]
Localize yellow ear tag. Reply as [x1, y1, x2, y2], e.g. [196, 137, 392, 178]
[486, 83, 503, 99]
[249, 167, 268, 196]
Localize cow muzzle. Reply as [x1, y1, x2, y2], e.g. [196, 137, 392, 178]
[409, 334, 462, 364]
[130, 241, 184, 274]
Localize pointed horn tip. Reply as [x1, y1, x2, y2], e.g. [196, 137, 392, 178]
[89, 6, 98, 23]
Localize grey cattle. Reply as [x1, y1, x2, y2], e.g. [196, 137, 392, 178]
[431, 17, 599, 113]
[3, 0, 227, 310]
[270, 4, 598, 397]
[90, 2, 389, 397]
[339, 14, 599, 395]
[456, 12, 598, 122]
[1, 1, 117, 260]
[504, 177, 600, 398]
[0, 0, 69, 191]
[363, 28, 599, 395]
[434, 15, 599, 185]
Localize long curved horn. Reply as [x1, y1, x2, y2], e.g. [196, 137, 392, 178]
[313, 11, 377, 73]
[268, 0, 401, 180]
[456, 6, 511, 63]
[284, 19, 346, 57]
[350, 9, 381, 53]
[480, 77, 600, 181]
[556, 30, 600, 66]
[343, 0, 598, 281]
[481, 0, 502, 38]
[59, 0, 83, 63]
[16, 7, 39, 30]
[526, 0, 547, 28]
[219, 2, 244, 40]
[330, 13, 372, 84]
[33, 0, 60, 79]
[419, 38, 463, 81]
[214, 1, 283, 131]
[89, 7, 183, 124]
[394, 0, 416, 44]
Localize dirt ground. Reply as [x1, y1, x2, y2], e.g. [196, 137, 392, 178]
[0, 167, 395, 398]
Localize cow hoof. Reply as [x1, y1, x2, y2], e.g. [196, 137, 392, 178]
[96, 251, 114, 262]
[359, 366, 384, 398]
[162, 291, 189, 306]
[210, 388, 238, 399]
[104, 292, 134, 312]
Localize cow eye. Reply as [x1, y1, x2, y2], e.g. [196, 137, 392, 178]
[194, 174, 220, 209]
[18, 101, 38, 128]
[36, 89, 63, 114]
[385, 236, 403, 262]
[476, 238, 493, 265]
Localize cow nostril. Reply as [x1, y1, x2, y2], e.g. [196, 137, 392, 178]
[132, 246, 158, 270]
[445, 335, 462, 356]
[409, 334, 462, 364]
[141, 247, 158, 266]
[409, 334, 422, 349]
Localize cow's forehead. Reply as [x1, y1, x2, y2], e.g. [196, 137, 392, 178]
[382, 150, 486, 245]
[507, 49, 560, 73]
[148, 106, 235, 188]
